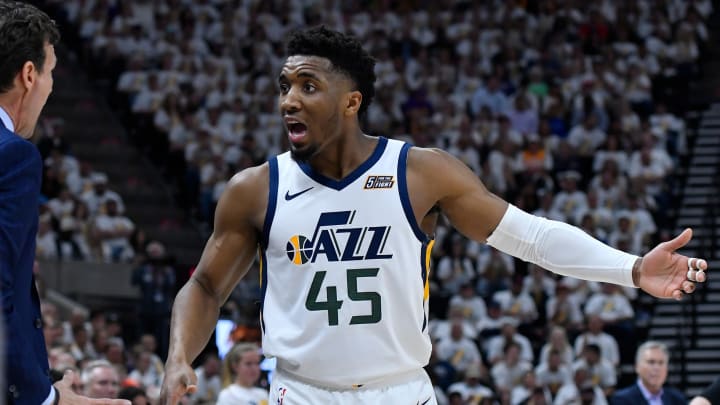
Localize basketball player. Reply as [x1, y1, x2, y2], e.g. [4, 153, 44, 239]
[160, 26, 708, 404]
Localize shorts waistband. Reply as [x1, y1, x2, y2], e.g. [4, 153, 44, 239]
[275, 362, 427, 391]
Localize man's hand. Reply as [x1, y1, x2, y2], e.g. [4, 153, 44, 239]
[54, 370, 130, 405]
[636, 228, 708, 300]
[159, 360, 198, 405]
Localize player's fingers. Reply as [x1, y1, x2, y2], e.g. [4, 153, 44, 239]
[662, 228, 693, 252]
[682, 280, 696, 294]
[186, 384, 198, 393]
[697, 270, 707, 283]
[672, 289, 683, 301]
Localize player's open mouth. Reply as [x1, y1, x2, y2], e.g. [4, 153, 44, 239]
[288, 122, 308, 142]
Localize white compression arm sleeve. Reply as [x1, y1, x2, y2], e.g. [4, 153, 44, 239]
[486, 204, 639, 288]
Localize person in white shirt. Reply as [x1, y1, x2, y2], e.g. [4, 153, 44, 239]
[574, 315, 621, 368]
[535, 349, 573, 398]
[217, 342, 269, 405]
[554, 366, 608, 405]
[190, 353, 222, 404]
[448, 283, 488, 325]
[492, 276, 538, 327]
[584, 284, 634, 325]
[491, 341, 533, 391]
[93, 199, 135, 263]
[546, 282, 585, 336]
[539, 326, 576, 368]
[572, 344, 617, 397]
[436, 321, 483, 375]
[445, 366, 494, 404]
[486, 319, 534, 365]
[127, 351, 163, 393]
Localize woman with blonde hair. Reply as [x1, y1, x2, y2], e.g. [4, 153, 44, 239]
[217, 342, 268, 405]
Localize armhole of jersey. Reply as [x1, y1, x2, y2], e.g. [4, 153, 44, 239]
[398, 143, 429, 243]
[261, 156, 279, 249]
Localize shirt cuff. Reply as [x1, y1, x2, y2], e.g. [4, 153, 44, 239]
[41, 386, 56, 405]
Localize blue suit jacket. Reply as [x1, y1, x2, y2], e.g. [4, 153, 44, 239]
[609, 383, 686, 405]
[0, 120, 51, 404]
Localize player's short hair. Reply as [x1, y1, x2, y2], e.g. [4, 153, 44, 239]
[0, 1, 59, 93]
[286, 26, 376, 117]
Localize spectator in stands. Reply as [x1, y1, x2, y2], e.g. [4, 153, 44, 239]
[486, 318, 535, 366]
[584, 283, 634, 327]
[535, 349, 573, 399]
[118, 386, 149, 405]
[492, 275, 539, 331]
[131, 241, 176, 357]
[546, 281, 585, 337]
[82, 359, 121, 398]
[217, 342, 268, 405]
[190, 352, 222, 404]
[435, 320, 483, 376]
[541, 327, 574, 367]
[476, 247, 514, 301]
[554, 365, 608, 405]
[93, 199, 135, 262]
[82, 173, 125, 216]
[574, 315, 620, 368]
[572, 344, 617, 397]
[609, 340, 685, 405]
[551, 170, 588, 224]
[512, 370, 553, 405]
[437, 233, 477, 295]
[448, 282, 488, 326]
[127, 350, 163, 395]
[430, 303, 478, 342]
[445, 365, 494, 405]
[491, 341, 533, 392]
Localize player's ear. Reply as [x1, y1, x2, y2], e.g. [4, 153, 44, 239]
[344, 90, 363, 116]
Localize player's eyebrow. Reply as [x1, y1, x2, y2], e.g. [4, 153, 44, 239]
[278, 71, 322, 82]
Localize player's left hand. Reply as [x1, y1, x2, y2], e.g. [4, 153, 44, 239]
[636, 228, 708, 300]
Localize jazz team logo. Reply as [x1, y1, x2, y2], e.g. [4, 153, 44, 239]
[286, 210, 393, 265]
[364, 175, 394, 189]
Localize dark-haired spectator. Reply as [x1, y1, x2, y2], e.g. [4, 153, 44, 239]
[118, 386, 149, 405]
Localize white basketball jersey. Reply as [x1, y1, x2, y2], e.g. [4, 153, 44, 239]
[260, 137, 433, 388]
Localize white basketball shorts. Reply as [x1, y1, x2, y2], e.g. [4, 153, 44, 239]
[269, 368, 437, 405]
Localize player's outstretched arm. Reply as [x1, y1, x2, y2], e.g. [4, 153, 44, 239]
[160, 164, 268, 405]
[406, 147, 707, 299]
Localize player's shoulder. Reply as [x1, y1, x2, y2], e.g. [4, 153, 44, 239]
[223, 162, 269, 201]
[405, 145, 458, 173]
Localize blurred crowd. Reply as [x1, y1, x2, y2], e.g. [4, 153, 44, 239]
[34, 117, 140, 263]
[33, 0, 712, 403]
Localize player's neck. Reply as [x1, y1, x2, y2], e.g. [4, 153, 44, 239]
[308, 131, 376, 181]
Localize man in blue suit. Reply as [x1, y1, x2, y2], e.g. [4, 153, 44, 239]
[0, 2, 128, 404]
[610, 341, 685, 405]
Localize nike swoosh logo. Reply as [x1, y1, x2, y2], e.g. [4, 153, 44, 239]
[285, 187, 314, 201]
[418, 397, 432, 405]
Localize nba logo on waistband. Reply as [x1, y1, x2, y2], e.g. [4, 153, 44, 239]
[277, 387, 287, 405]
